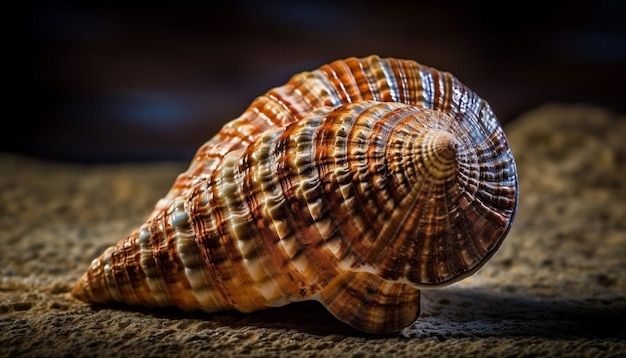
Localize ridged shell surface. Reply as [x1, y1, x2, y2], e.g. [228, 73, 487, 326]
[72, 55, 518, 334]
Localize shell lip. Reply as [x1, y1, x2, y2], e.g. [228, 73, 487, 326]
[417, 158, 519, 289]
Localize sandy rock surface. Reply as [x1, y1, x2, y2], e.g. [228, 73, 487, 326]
[1, 104, 625, 357]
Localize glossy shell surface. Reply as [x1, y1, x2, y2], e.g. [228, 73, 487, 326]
[72, 55, 518, 334]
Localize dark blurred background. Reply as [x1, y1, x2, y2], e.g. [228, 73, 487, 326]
[7, 1, 626, 164]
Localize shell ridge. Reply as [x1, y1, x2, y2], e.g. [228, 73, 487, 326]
[215, 153, 273, 311]
[323, 58, 362, 104]
[349, 56, 380, 101]
[418, 67, 435, 109]
[377, 57, 405, 103]
[151, 208, 204, 309]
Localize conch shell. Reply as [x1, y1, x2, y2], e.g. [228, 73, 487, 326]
[72, 55, 518, 334]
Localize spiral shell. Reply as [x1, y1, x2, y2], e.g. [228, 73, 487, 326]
[72, 55, 518, 334]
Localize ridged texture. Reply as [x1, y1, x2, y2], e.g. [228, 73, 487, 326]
[72, 55, 518, 334]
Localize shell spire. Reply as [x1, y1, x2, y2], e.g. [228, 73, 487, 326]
[72, 56, 518, 334]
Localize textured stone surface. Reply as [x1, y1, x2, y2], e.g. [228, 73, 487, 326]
[1, 104, 625, 357]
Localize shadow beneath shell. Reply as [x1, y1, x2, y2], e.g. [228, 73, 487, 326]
[408, 285, 626, 340]
[89, 299, 371, 338]
[87, 286, 625, 340]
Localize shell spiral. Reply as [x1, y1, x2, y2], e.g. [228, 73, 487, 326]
[72, 55, 518, 334]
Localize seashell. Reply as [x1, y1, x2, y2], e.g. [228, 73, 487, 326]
[72, 55, 518, 334]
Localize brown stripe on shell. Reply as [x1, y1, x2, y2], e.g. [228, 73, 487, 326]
[72, 56, 518, 334]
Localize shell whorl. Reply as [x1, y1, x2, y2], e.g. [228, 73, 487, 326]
[72, 55, 518, 334]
